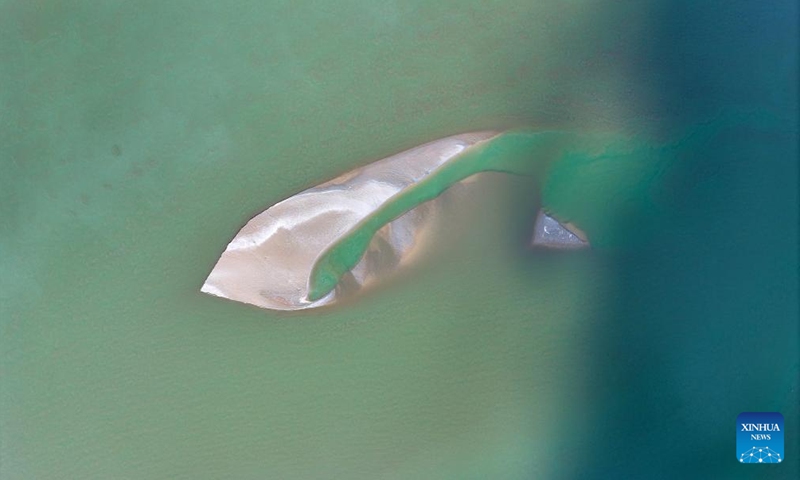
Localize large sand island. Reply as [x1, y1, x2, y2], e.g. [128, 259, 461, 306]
[202, 130, 593, 311]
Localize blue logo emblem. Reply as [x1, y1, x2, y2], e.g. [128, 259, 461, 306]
[737, 412, 784, 464]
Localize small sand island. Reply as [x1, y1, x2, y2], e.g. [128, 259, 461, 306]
[201, 130, 592, 311]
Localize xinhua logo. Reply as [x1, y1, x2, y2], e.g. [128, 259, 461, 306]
[737, 412, 784, 464]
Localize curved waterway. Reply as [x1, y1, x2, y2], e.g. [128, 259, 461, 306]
[204, 113, 750, 310]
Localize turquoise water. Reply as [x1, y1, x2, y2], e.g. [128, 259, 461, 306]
[1, 1, 797, 479]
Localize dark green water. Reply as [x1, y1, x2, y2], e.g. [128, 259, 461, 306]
[1, 1, 797, 479]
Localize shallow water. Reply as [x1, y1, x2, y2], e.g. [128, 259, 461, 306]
[1, 1, 797, 479]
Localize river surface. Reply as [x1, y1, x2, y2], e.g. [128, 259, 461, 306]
[1, 1, 797, 479]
